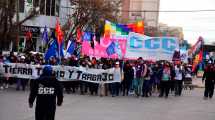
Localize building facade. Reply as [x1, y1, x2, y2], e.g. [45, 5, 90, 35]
[16, 0, 70, 52]
[158, 23, 184, 42]
[121, 0, 160, 27]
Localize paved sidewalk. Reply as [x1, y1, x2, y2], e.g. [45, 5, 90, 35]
[1, 88, 215, 120]
[192, 77, 205, 88]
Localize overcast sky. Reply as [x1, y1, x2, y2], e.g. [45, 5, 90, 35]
[159, 0, 215, 44]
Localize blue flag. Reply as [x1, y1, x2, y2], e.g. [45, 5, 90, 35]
[44, 39, 58, 61]
[82, 32, 91, 41]
[115, 41, 122, 58]
[65, 40, 75, 58]
[106, 42, 116, 56]
[45, 38, 64, 62]
[42, 26, 49, 43]
[59, 41, 64, 58]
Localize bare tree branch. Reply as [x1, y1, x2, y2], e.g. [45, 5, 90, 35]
[62, 0, 122, 41]
[0, 0, 39, 50]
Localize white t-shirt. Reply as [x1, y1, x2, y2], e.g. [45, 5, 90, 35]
[113, 67, 121, 82]
[175, 67, 183, 80]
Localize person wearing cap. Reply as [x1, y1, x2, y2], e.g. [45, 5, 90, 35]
[110, 61, 122, 97]
[29, 65, 63, 120]
[16, 55, 28, 91]
[202, 61, 215, 99]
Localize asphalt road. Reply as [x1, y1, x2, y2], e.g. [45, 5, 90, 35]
[0, 87, 215, 120]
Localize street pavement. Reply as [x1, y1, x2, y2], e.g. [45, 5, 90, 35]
[0, 86, 215, 120]
[193, 77, 205, 88]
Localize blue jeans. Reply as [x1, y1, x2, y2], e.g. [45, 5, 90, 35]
[110, 82, 120, 96]
[142, 80, 150, 97]
[133, 78, 144, 96]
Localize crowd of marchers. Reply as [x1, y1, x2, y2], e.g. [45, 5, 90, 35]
[0, 51, 214, 99]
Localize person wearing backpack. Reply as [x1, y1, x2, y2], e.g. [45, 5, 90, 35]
[142, 63, 151, 97]
[159, 63, 172, 98]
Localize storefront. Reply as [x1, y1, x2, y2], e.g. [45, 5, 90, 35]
[19, 26, 41, 52]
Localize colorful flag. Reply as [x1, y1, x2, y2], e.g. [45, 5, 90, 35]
[192, 50, 203, 72]
[190, 36, 203, 56]
[191, 36, 204, 72]
[104, 20, 144, 38]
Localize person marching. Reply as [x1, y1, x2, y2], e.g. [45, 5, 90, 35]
[29, 65, 63, 120]
[174, 64, 184, 96]
[202, 61, 215, 99]
[159, 63, 172, 98]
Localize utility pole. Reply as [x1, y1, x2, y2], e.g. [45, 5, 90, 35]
[16, 0, 20, 52]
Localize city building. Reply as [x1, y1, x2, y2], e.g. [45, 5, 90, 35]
[158, 23, 184, 42]
[14, 0, 160, 52]
[16, 0, 70, 52]
[121, 0, 160, 27]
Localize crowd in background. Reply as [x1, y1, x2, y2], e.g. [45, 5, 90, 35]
[0, 51, 195, 98]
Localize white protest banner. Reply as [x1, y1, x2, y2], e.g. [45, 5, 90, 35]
[0, 63, 121, 83]
[125, 32, 179, 61]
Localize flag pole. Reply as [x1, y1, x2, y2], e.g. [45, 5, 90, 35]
[42, 34, 44, 52]
[58, 42, 61, 65]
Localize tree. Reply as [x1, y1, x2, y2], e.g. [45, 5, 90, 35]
[0, 0, 39, 51]
[63, 0, 122, 41]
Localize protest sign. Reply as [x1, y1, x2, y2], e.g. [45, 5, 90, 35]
[125, 32, 179, 60]
[0, 63, 121, 83]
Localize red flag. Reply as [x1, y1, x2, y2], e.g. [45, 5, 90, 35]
[76, 27, 82, 43]
[136, 21, 144, 34]
[55, 19, 63, 46]
[25, 31, 32, 41]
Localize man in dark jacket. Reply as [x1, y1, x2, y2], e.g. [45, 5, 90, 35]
[123, 62, 134, 96]
[202, 62, 215, 99]
[29, 65, 63, 120]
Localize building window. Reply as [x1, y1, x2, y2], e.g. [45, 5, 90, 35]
[19, 0, 25, 13]
[31, 0, 59, 16]
[55, 0, 60, 16]
[40, 0, 45, 15]
[46, 0, 51, 15]
[33, 0, 39, 7]
[51, 0, 56, 16]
